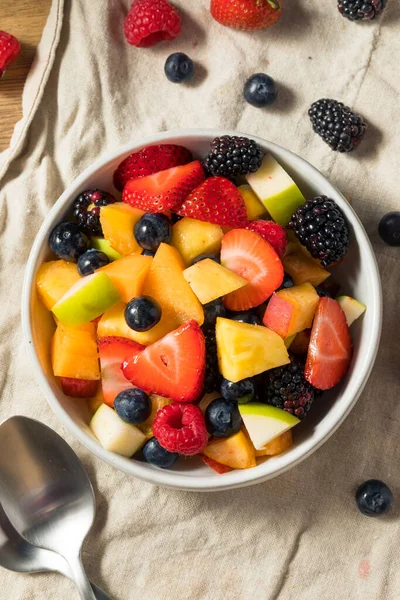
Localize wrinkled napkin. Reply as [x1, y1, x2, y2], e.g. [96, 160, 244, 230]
[1, 1, 400, 598]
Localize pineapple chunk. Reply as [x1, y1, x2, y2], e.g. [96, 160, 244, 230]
[171, 217, 223, 266]
[100, 203, 144, 256]
[202, 430, 256, 469]
[238, 185, 268, 221]
[183, 259, 247, 304]
[216, 318, 290, 382]
[36, 261, 80, 310]
[90, 404, 146, 457]
[283, 251, 330, 286]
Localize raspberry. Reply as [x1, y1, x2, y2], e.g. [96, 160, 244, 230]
[153, 403, 208, 456]
[245, 220, 287, 258]
[124, 0, 181, 48]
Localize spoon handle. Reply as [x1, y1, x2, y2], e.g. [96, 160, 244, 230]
[67, 554, 97, 600]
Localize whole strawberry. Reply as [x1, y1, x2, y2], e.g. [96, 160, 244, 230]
[124, 0, 181, 48]
[210, 0, 282, 30]
[0, 31, 20, 77]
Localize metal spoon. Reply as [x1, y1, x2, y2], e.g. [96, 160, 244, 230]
[0, 416, 98, 600]
[0, 503, 111, 599]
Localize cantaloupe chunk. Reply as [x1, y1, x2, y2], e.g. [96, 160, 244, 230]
[283, 251, 330, 286]
[100, 203, 144, 256]
[51, 323, 100, 380]
[254, 430, 293, 457]
[36, 261, 80, 310]
[171, 217, 223, 266]
[98, 254, 152, 303]
[202, 430, 256, 469]
[183, 259, 247, 304]
[263, 283, 319, 339]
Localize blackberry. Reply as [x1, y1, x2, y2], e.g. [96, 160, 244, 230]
[338, 0, 386, 21]
[289, 196, 349, 267]
[309, 99, 366, 153]
[203, 135, 264, 179]
[265, 360, 316, 420]
[72, 189, 116, 236]
[202, 329, 222, 393]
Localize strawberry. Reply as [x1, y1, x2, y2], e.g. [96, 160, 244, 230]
[221, 229, 284, 311]
[122, 320, 206, 403]
[122, 161, 205, 213]
[177, 177, 248, 228]
[98, 337, 145, 407]
[211, 0, 282, 31]
[124, 0, 181, 48]
[245, 220, 287, 258]
[113, 144, 193, 192]
[0, 31, 20, 76]
[199, 454, 232, 474]
[60, 378, 98, 398]
[305, 298, 353, 390]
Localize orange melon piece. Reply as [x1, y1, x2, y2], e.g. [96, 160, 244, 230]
[283, 251, 330, 287]
[202, 430, 256, 469]
[36, 261, 80, 310]
[183, 259, 247, 304]
[171, 217, 223, 266]
[263, 283, 319, 339]
[99, 202, 144, 256]
[51, 323, 100, 380]
[98, 254, 152, 303]
[255, 430, 293, 457]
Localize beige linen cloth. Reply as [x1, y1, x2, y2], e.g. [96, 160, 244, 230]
[1, 1, 400, 598]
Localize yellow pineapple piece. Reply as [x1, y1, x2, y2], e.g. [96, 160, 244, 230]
[137, 394, 172, 438]
[238, 185, 268, 221]
[36, 261, 80, 310]
[100, 203, 144, 256]
[183, 259, 247, 304]
[51, 323, 100, 380]
[283, 251, 330, 286]
[171, 217, 223, 266]
[216, 318, 290, 382]
[202, 430, 256, 469]
[254, 430, 293, 457]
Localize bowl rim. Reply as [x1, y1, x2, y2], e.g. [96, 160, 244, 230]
[21, 128, 383, 491]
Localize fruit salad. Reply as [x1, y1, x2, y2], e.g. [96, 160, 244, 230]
[35, 135, 367, 474]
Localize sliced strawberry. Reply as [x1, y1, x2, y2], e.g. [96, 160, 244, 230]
[220, 229, 284, 311]
[113, 144, 193, 192]
[199, 454, 232, 474]
[98, 337, 145, 407]
[122, 161, 205, 213]
[122, 320, 206, 403]
[305, 298, 353, 390]
[177, 177, 248, 228]
[61, 378, 98, 398]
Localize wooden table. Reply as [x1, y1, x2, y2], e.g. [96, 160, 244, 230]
[0, 0, 52, 151]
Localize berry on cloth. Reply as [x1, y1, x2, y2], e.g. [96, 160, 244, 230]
[164, 52, 195, 83]
[73, 189, 116, 236]
[356, 480, 393, 516]
[289, 196, 350, 267]
[244, 73, 277, 108]
[245, 220, 287, 258]
[124, 0, 181, 47]
[113, 144, 193, 192]
[309, 99, 367, 152]
[338, 0, 387, 21]
[177, 177, 248, 228]
[378, 212, 400, 246]
[264, 359, 316, 420]
[0, 31, 20, 77]
[202, 136, 264, 179]
[210, 0, 282, 31]
[153, 403, 208, 455]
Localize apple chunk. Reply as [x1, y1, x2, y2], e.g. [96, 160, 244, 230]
[90, 404, 146, 457]
[336, 296, 366, 327]
[239, 403, 300, 450]
[52, 272, 121, 326]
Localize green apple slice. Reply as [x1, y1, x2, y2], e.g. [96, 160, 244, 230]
[90, 237, 122, 261]
[90, 404, 146, 457]
[239, 403, 300, 450]
[246, 154, 306, 225]
[52, 272, 121, 326]
[336, 295, 366, 327]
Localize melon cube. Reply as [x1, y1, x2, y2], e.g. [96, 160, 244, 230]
[283, 251, 330, 286]
[100, 203, 144, 256]
[183, 259, 247, 304]
[98, 254, 152, 303]
[202, 430, 256, 469]
[171, 217, 223, 266]
[263, 283, 319, 339]
[51, 323, 100, 380]
[36, 261, 80, 310]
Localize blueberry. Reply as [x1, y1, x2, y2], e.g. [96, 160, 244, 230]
[142, 249, 156, 257]
[356, 480, 393, 517]
[142, 437, 178, 469]
[77, 249, 110, 276]
[220, 378, 255, 404]
[49, 222, 88, 262]
[244, 73, 278, 108]
[114, 388, 151, 425]
[164, 52, 195, 84]
[280, 273, 295, 290]
[192, 253, 221, 265]
[203, 299, 226, 330]
[228, 311, 261, 326]
[378, 212, 400, 246]
[205, 398, 242, 438]
[125, 296, 162, 332]
[134, 213, 172, 252]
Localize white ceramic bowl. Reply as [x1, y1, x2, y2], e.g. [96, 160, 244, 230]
[22, 129, 382, 492]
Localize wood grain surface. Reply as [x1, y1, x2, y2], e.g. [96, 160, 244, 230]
[0, 0, 52, 151]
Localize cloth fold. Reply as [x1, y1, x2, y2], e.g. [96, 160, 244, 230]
[1, 1, 400, 598]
